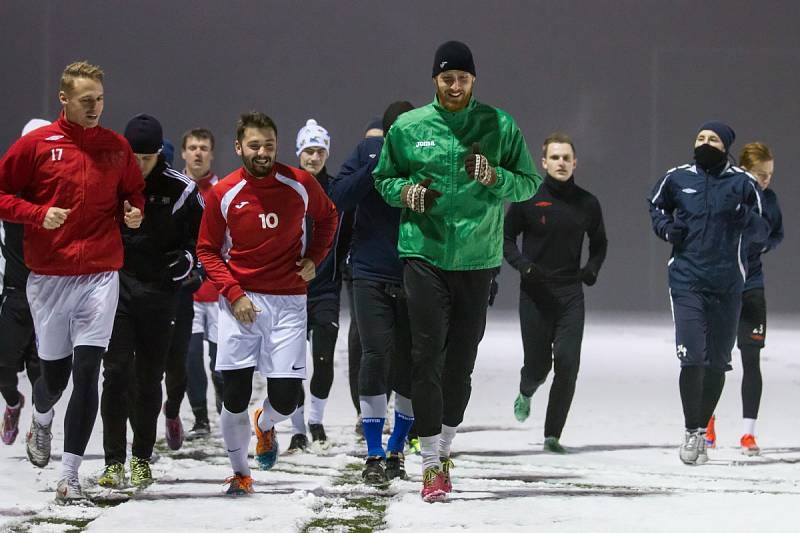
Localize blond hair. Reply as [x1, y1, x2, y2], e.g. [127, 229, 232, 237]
[738, 142, 773, 170]
[60, 61, 104, 93]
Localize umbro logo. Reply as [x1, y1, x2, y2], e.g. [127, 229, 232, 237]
[45, 135, 64, 141]
[415, 140, 436, 148]
[234, 201, 249, 209]
[676, 344, 687, 360]
[440, 61, 448, 69]
[681, 188, 697, 194]
[368, 153, 377, 159]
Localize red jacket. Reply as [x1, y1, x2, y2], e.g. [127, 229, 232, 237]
[197, 163, 338, 304]
[191, 172, 220, 303]
[0, 114, 145, 275]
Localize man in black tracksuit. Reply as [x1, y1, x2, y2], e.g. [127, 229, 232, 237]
[329, 101, 417, 485]
[504, 133, 607, 453]
[99, 114, 203, 487]
[648, 121, 767, 465]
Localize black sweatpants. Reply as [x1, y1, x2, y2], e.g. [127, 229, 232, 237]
[101, 280, 178, 464]
[403, 259, 492, 437]
[671, 289, 740, 429]
[344, 280, 362, 414]
[163, 287, 194, 419]
[0, 288, 39, 406]
[519, 283, 584, 439]
[307, 298, 340, 400]
[737, 288, 766, 420]
[353, 279, 412, 399]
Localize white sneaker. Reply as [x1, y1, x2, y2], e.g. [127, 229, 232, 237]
[26, 416, 53, 468]
[56, 476, 85, 503]
[679, 430, 701, 465]
[696, 430, 709, 464]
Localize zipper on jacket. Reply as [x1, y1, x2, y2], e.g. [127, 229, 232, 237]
[78, 130, 86, 270]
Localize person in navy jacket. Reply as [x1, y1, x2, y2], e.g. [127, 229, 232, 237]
[705, 142, 783, 455]
[648, 121, 767, 466]
[328, 101, 417, 486]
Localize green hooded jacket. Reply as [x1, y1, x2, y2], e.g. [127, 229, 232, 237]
[373, 96, 540, 270]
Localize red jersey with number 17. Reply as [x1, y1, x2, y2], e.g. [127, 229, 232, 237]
[196, 162, 338, 304]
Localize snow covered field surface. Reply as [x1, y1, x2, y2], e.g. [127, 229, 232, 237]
[1, 312, 799, 532]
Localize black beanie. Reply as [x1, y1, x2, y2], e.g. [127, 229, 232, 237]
[697, 121, 736, 152]
[124, 113, 163, 154]
[432, 41, 475, 77]
[382, 101, 414, 133]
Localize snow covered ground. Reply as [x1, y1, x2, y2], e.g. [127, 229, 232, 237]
[2, 311, 800, 532]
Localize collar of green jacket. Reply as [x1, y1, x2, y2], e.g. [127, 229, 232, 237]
[432, 94, 477, 120]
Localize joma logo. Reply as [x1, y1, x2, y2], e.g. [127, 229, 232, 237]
[415, 140, 436, 148]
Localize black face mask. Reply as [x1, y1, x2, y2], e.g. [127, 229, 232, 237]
[694, 143, 727, 172]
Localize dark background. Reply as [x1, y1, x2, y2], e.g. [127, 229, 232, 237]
[2, 0, 797, 312]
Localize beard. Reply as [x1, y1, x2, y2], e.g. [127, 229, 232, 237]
[242, 154, 273, 177]
[437, 88, 472, 112]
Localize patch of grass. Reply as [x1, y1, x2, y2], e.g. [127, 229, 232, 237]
[301, 460, 389, 532]
[8, 515, 94, 533]
[301, 496, 387, 533]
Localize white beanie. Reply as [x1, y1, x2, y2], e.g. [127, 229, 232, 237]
[295, 119, 330, 156]
[21, 118, 51, 137]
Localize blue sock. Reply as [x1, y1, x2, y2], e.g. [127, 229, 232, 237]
[387, 411, 414, 454]
[362, 417, 385, 458]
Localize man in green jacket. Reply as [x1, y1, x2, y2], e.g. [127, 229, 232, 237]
[374, 40, 540, 502]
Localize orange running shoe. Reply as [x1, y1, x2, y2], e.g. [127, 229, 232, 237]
[740, 434, 761, 456]
[224, 472, 254, 495]
[705, 415, 716, 449]
[253, 408, 279, 470]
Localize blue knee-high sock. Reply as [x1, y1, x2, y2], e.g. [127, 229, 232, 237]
[387, 411, 414, 453]
[363, 417, 385, 458]
[387, 394, 414, 454]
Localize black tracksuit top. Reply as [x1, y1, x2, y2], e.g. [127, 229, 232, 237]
[504, 174, 607, 285]
[121, 159, 203, 289]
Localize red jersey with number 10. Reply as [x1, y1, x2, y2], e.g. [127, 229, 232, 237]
[197, 162, 338, 304]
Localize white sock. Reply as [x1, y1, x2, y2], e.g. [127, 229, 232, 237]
[220, 407, 251, 476]
[33, 407, 54, 426]
[308, 394, 328, 425]
[743, 418, 757, 436]
[6, 400, 21, 410]
[257, 397, 291, 432]
[62, 452, 82, 480]
[420, 435, 442, 471]
[439, 424, 458, 458]
[290, 405, 306, 435]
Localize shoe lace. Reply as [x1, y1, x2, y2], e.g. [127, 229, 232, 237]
[423, 467, 440, 486]
[223, 473, 251, 489]
[441, 457, 454, 475]
[686, 432, 700, 449]
[34, 421, 51, 449]
[132, 459, 151, 478]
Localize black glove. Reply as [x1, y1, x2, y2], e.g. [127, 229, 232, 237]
[665, 220, 688, 245]
[401, 179, 442, 213]
[464, 142, 497, 186]
[521, 262, 547, 283]
[580, 267, 598, 286]
[165, 250, 194, 281]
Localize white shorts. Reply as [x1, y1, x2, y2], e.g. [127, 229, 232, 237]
[192, 301, 219, 343]
[216, 292, 307, 378]
[26, 271, 120, 361]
